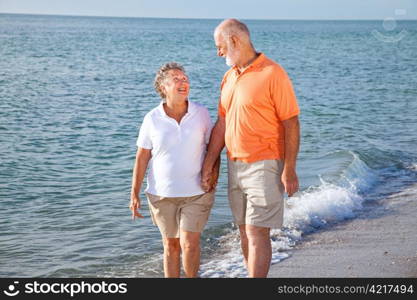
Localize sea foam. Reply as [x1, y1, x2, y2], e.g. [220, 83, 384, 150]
[199, 151, 377, 277]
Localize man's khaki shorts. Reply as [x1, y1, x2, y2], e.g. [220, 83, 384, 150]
[146, 192, 214, 238]
[228, 159, 284, 228]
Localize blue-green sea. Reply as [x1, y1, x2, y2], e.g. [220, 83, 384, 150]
[1, 14, 417, 277]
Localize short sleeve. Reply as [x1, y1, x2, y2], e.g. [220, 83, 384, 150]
[271, 67, 300, 121]
[136, 114, 152, 149]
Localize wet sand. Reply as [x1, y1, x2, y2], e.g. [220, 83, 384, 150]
[268, 185, 417, 278]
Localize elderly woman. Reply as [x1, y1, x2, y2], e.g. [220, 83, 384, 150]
[129, 62, 218, 278]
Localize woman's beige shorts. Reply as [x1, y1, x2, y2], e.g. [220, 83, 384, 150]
[146, 192, 214, 238]
[228, 159, 285, 229]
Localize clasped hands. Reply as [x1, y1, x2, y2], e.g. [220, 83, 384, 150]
[200, 164, 219, 193]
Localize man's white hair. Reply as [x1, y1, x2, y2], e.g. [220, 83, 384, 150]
[214, 19, 251, 44]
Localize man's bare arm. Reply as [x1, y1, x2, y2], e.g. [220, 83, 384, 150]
[201, 116, 225, 192]
[282, 115, 300, 196]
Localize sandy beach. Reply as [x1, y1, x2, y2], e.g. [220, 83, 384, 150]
[268, 184, 417, 278]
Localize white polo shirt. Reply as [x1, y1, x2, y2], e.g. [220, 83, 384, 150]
[136, 100, 213, 197]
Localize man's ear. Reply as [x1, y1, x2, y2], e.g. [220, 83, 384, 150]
[230, 35, 239, 47]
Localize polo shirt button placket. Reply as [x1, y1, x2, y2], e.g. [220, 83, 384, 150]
[180, 118, 184, 137]
[174, 119, 181, 142]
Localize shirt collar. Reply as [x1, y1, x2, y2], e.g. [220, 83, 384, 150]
[232, 52, 265, 75]
[157, 100, 196, 117]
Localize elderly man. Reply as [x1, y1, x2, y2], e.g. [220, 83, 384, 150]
[201, 19, 300, 278]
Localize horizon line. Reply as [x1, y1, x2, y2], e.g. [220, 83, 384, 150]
[1, 12, 417, 21]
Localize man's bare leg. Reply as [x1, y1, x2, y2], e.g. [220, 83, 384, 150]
[239, 224, 249, 269]
[245, 224, 271, 278]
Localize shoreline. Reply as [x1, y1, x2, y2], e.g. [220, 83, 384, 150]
[268, 185, 417, 278]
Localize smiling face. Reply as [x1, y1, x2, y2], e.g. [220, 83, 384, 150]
[162, 69, 190, 101]
[214, 32, 240, 67]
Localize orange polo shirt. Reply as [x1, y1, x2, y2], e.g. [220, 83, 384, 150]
[218, 53, 300, 163]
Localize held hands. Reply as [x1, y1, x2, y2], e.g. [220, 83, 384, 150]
[201, 167, 212, 192]
[208, 166, 219, 192]
[201, 163, 219, 193]
[281, 167, 299, 197]
[129, 195, 144, 220]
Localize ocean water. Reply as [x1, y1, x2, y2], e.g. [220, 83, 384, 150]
[1, 14, 417, 277]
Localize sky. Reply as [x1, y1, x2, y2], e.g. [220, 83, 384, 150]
[0, 0, 416, 20]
